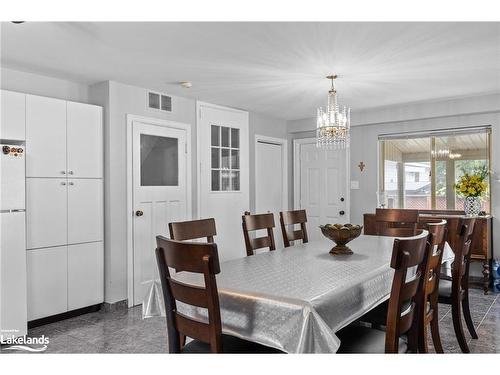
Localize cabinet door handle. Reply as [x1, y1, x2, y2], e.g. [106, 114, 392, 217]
[68, 170, 74, 175]
[61, 171, 66, 175]
[61, 182, 66, 186]
[68, 182, 74, 185]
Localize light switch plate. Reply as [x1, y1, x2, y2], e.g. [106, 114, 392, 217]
[350, 180, 360, 190]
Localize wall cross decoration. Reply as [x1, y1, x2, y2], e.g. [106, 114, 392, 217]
[358, 161, 366, 172]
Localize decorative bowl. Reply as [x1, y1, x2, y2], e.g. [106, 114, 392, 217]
[319, 224, 363, 255]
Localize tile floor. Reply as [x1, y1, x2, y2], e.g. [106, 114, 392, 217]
[1, 288, 498, 354]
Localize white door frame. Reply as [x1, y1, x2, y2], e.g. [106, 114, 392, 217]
[126, 114, 192, 307]
[195, 100, 249, 219]
[254, 134, 288, 213]
[293, 137, 350, 222]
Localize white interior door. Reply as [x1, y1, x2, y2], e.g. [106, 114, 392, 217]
[68, 242, 104, 310]
[1, 90, 25, 140]
[27, 246, 68, 321]
[132, 122, 188, 306]
[255, 139, 286, 249]
[26, 178, 68, 249]
[67, 101, 103, 178]
[198, 102, 249, 261]
[26, 95, 67, 177]
[298, 141, 348, 241]
[67, 178, 103, 244]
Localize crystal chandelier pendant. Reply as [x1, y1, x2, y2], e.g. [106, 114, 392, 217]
[316, 75, 350, 149]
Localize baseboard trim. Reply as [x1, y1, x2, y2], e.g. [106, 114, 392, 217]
[102, 300, 129, 312]
[28, 304, 102, 329]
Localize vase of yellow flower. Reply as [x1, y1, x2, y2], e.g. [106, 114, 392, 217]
[455, 166, 489, 216]
[464, 197, 481, 216]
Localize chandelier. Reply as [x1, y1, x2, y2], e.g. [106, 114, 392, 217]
[316, 75, 350, 149]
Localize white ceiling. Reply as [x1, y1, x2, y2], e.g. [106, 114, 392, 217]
[1, 22, 499, 120]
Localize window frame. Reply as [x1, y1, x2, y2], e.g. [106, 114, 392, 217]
[378, 126, 492, 212]
[210, 124, 241, 192]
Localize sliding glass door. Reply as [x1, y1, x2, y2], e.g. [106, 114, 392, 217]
[379, 127, 491, 212]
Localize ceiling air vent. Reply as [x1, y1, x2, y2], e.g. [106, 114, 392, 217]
[148, 91, 172, 112]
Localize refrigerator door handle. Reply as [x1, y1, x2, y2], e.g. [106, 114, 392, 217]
[11, 209, 26, 212]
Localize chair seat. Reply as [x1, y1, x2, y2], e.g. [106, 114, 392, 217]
[337, 325, 408, 354]
[181, 334, 284, 354]
[438, 279, 452, 298]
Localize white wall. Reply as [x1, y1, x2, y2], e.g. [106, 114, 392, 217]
[88, 80, 196, 304]
[88, 80, 288, 304]
[1, 67, 90, 103]
[288, 93, 500, 276]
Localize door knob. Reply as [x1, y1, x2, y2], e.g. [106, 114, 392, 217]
[339, 210, 345, 216]
[135, 210, 144, 217]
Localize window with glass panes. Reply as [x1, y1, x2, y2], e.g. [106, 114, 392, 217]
[378, 127, 491, 212]
[211, 125, 240, 191]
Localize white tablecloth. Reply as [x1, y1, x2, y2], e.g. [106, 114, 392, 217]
[164, 235, 450, 353]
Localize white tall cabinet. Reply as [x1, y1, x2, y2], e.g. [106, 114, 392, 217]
[25, 94, 104, 321]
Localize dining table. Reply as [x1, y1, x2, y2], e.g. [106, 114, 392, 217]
[144, 234, 454, 353]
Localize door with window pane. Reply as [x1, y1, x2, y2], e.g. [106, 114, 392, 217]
[198, 102, 249, 261]
[132, 121, 188, 306]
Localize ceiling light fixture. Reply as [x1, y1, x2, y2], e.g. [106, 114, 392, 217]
[316, 75, 350, 149]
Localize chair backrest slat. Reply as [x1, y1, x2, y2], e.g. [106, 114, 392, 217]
[279, 210, 308, 247]
[169, 218, 217, 243]
[400, 274, 422, 302]
[398, 306, 416, 335]
[160, 239, 221, 274]
[251, 236, 272, 249]
[288, 229, 305, 241]
[170, 279, 209, 308]
[381, 227, 420, 238]
[389, 232, 427, 269]
[156, 235, 222, 353]
[376, 208, 419, 237]
[175, 313, 211, 343]
[242, 212, 276, 256]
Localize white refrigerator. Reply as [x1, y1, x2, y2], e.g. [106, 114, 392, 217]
[0, 143, 27, 342]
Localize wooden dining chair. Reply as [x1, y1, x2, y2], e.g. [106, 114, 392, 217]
[417, 219, 447, 353]
[438, 217, 477, 353]
[155, 236, 282, 353]
[375, 208, 419, 237]
[242, 212, 276, 256]
[169, 218, 217, 242]
[279, 210, 308, 248]
[337, 231, 430, 353]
